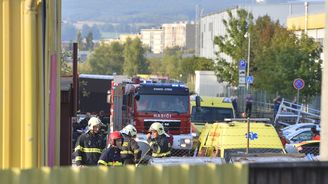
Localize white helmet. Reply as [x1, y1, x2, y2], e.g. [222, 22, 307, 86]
[149, 122, 165, 135]
[88, 117, 101, 130]
[122, 124, 137, 137]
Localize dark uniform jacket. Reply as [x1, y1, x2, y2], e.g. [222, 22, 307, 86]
[98, 146, 123, 166]
[74, 131, 106, 166]
[147, 134, 171, 158]
[120, 134, 141, 164]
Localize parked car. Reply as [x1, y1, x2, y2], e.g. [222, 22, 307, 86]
[285, 128, 318, 144]
[282, 123, 320, 137]
[285, 140, 320, 156]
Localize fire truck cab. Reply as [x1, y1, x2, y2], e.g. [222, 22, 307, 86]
[110, 81, 193, 155]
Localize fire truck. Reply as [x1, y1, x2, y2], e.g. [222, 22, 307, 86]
[109, 79, 193, 155]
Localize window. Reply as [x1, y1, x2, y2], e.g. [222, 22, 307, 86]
[191, 107, 233, 123]
[291, 131, 312, 142]
[136, 95, 189, 113]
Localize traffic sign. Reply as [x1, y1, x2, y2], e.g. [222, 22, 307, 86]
[239, 60, 246, 70]
[246, 75, 253, 84]
[293, 78, 305, 90]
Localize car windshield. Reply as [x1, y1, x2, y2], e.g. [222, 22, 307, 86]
[136, 95, 189, 113]
[191, 106, 233, 123]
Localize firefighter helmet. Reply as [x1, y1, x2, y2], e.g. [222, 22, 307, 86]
[109, 131, 123, 145]
[122, 124, 137, 137]
[149, 122, 165, 135]
[88, 117, 101, 130]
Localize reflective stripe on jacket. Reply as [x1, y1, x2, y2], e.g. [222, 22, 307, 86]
[120, 134, 141, 164]
[147, 134, 171, 158]
[74, 131, 106, 166]
[98, 146, 123, 167]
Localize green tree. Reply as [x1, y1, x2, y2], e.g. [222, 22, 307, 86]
[147, 57, 163, 75]
[60, 50, 72, 76]
[180, 56, 214, 82]
[213, 9, 253, 86]
[161, 47, 183, 79]
[76, 30, 84, 50]
[213, 10, 322, 101]
[86, 42, 124, 75]
[85, 31, 94, 50]
[253, 28, 322, 99]
[123, 38, 148, 76]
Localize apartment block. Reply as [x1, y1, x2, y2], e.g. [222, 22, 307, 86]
[162, 22, 195, 50]
[140, 28, 164, 54]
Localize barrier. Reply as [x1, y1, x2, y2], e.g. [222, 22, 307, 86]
[0, 164, 248, 184]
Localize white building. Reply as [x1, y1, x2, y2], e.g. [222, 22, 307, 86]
[162, 22, 195, 50]
[198, 2, 325, 60]
[140, 28, 164, 54]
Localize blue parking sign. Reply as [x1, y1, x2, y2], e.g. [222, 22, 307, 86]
[239, 60, 246, 70]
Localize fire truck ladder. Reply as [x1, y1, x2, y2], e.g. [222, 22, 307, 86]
[273, 98, 320, 127]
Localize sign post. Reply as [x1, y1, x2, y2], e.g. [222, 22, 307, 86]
[239, 60, 246, 87]
[293, 78, 305, 104]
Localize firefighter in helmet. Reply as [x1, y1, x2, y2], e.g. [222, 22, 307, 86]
[146, 122, 171, 158]
[74, 117, 107, 166]
[120, 124, 141, 164]
[98, 131, 123, 166]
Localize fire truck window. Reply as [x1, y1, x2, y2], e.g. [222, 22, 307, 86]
[136, 95, 188, 113]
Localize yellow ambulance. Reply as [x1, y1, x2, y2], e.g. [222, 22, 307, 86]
[197, 121, 285, 162]
[190, 96, 235, 132]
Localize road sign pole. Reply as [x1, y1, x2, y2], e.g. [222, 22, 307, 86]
[297, 89, 300, 104]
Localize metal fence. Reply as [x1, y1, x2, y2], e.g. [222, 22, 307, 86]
[219, 87, 321, 122]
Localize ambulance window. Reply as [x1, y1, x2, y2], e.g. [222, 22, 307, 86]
[191, 107, 233, 122]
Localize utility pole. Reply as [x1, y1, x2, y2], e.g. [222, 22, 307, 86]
[246, 32, 251, 90]
[320, 2, 328, 160]
[304, 2, 308, 34]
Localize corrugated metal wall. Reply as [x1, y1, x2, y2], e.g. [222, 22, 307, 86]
[0, 164, 248, 184]
[0, 0, 61, 169]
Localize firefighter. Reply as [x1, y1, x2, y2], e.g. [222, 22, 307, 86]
[120, 124, 141, 164]
[74, 117, 107, 166]
[146, 122, 171, 158]
[98, 131, 123, 167]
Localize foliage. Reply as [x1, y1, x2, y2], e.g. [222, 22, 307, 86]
[147, 47, 213, 83]
[76, 31, 84, 50]
[254, 31, 322, 99]
[214, 9, 322, 100]
[60, 50, 72, 76]
[86, 42, 124, 75]
[123, 38, 148, 76]
[213, 9, 253, 86]
[85, 31, 94, 50]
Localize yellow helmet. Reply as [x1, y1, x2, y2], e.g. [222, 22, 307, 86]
[122, 124, 137, 137]
[88, 117, 101, 130]
[149, 122, 165, 135]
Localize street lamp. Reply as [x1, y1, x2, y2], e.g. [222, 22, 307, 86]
[244, 32, 251, 90]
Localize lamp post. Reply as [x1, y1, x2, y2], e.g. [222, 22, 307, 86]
[244, 32, 251, 90]
[247, 32, 251, 90]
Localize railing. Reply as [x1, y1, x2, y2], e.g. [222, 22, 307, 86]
[274, 98, 320, 126]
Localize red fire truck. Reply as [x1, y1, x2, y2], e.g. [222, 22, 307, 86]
[109, 80, 193, 155]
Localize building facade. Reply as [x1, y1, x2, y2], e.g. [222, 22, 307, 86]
[140, 29, 164, 54]
[162, 22, 195, 51]
[287, 13, 324, 45]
